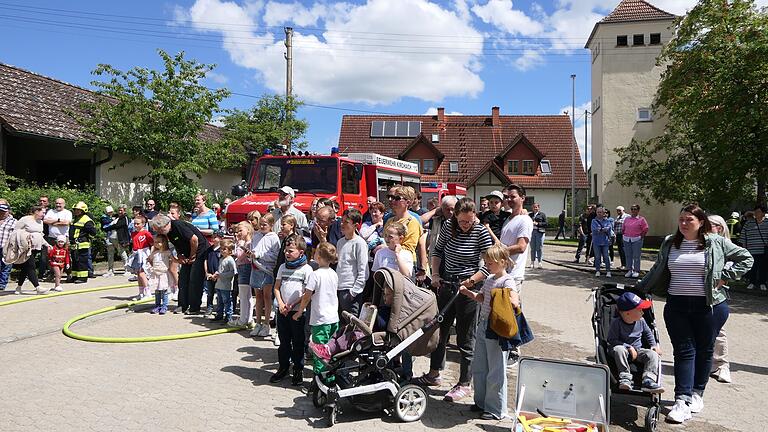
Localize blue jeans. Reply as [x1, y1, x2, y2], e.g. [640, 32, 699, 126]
[216, 289, 233, 320]
[0, 247, 12, 288]
[624, 239, 643, 273]
[664, 296, 729, 402]
[277, 312, 306, 370]
[530, 231, 544, 262]
[593, 244, 611, 272]
[154, 290, 169, 308]
[204, 280, 215, 308]
[472, 318, 508, 419]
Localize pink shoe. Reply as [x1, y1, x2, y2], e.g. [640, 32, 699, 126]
[309, 341, 332, 361]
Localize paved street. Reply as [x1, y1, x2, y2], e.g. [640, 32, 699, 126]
[1, 244, 766, 432]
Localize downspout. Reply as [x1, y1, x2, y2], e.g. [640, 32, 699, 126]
[91, 148, 114, 196]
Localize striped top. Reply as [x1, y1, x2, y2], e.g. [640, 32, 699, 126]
[667, 239, 706, 296]
[739, 219, 768, 255]
[434, 218, 493, 280]
[191, 209, 219, 233]
[480, 273, 516, 320]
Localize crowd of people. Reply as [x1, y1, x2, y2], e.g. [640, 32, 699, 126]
[0, 186, 765, 425]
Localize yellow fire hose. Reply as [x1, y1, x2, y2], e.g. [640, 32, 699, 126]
[0, 283, 137, 307]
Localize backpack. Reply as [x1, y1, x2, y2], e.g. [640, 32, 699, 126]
[489, 287, 518, 338]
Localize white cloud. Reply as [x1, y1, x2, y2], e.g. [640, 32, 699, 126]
[513, 49, 544, 71]
[178, 0, 485, 105]
[557, 101, 592, 169]
[263, 1, 331, 26]
[206, 70, 229, 84]
[471, 0, 543, 36]
[423, 107, 464, 115]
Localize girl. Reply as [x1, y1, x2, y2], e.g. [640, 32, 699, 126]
[708, 215, 732, 384]
[459, 243, 519, 420]
[147, 234, 175, 314]
[211, 240, 237, 323]
[250, 213, 281, 337]
[372, 221, 413, 277]
[233, 221, 255, 328]
[246, 210, 261, 234]
[130, 215, 154, 300]
[48, 235, 70, 292]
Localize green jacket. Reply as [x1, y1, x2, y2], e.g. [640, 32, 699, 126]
[636, 233, 753, 306]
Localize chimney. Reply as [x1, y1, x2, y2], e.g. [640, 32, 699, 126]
[437, 107, 445, 123]
[492, 106, 500, 127]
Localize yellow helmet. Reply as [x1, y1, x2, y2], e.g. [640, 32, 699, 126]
[72, 201, 88, 212]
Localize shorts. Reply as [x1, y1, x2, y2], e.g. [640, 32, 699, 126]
[250, 268, 274, 289]
[237, 264, 251, 285]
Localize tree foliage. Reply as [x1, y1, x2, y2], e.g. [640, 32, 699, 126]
[70, 50, 245, 196]
[615, 0, 768, 211]
[222, 95, 308, 154]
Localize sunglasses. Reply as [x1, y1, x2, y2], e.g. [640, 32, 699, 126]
[387, 195, 404, 201]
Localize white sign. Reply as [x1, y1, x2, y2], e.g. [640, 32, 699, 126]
[345, 153, 419, 174]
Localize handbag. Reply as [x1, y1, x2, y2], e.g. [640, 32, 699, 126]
[489, 287, 518, 338]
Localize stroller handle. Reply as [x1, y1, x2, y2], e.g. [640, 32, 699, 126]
[425, 281, 464, 330]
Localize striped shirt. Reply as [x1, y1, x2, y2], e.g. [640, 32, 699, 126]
[0, 215, 16, 249]
[191, 209, 219, 233]
[739, 219, 768, 255]
[614, 213, 628, 235]
[434, 219, 493, 280]
[667, 239, 706, 297]
[480, 273, 516, 320]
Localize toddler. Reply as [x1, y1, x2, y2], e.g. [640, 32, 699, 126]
[129, 215, 153, 300]
[203, 230, 224, 315]
[48, 235, 70, 292]
[210, 240, 237, 323]
[147, 234, 175, 314]
[608, 291, 664, 394]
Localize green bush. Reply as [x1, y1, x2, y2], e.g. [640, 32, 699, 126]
[545, 216, 573, 233]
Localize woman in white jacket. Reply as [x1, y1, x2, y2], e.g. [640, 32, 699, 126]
[13, 205, 49, 295]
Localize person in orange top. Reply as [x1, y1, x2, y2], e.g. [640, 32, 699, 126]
[48, 234, 70, 292]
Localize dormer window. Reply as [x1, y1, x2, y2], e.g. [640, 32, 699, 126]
[522, 160, 535, 175]
[540, 159, 552, 175]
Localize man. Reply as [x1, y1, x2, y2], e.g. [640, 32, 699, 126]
[0, 200, 17, 290]
[424, 195, 457, 258]
[44, 198, 72, 279]
[312, 205, 342, 249]
[37, 196, 50, 278]
[271, 186, 308, 233]
[101, 205, 130, 277]
[727, 211, 742, 239]
[478, 197, 489, 214]
[613, 206, 629, 270]
[528, 203, 547, 269]
[69, 202, 96, 284]
[410, 194, 427, 216]
[480, 191, 510, 242]
[740, 204, 767, 291]
[555, 210, 566, 240]
[150, 213, 210, 313]
[500, 184, 533, 288]
[143, 199, 159, 220]
[574, 205, 594, 263]
[362, 196, 377, 223]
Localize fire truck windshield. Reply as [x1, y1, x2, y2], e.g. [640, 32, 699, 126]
[251, 158, 339, 194]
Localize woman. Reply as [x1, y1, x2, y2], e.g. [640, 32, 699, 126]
[707, 215, 733, 384]
[623, 204, 649, 278]
[414, 198, 493, 403]
[14, 205, 49, 295]
[637, 204, 752, 424]
[591, 206, 614, 278]
[360, 201, 386, 263]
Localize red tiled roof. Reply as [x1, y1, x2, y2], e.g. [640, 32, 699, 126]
[600, 0, 675, 24]
[338, 112, 588, 189]
[0, 62, 222, 142]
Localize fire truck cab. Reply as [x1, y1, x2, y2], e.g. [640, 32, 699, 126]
[226, 149, 421, 226]
[419, 182, 467, 209]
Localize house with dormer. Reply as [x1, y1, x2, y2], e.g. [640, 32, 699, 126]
[338, 107, 588, 215]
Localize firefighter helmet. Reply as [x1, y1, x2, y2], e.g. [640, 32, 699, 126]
[72, 201, 89, 212]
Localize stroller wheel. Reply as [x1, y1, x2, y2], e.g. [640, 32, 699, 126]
[394, 384, 428, 422]
[326, 405, 338, 427]
[644, 405, 659, 431]
[313, 385, 328, 408]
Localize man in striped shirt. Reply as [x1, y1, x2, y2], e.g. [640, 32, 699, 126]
[740, 204, 767, 291]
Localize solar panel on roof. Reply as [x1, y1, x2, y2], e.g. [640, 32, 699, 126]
[396, 121, 409, 137]
[383, 121, 397, 136]
[370, 121, 384, 137]
[409, 121, 421, 136]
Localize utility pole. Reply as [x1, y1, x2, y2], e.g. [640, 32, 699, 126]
[284, 27, 293, 153]
[571, 74, 576, 238]
[585, 109, 589, 199]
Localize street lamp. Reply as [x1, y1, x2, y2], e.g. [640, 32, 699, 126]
[571, 74, 576, 238]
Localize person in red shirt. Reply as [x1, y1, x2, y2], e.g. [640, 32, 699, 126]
[48, 234, 70, 292]
[130, 215, 154, 300]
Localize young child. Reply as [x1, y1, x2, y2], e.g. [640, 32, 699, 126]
[293, 242, 339, 377]
[233, 221, 255, 328]
[147, 234, 175, 315]
[203, 230, 224, 315]
[250, 213, 281, 338]
[270, 234, 314, 386]
[336, 209, 369, 317]
[459, 243, 519, 420]
[608, 292, 664, 394]
[48, 235, 70, 292]
[130, 215, 153, 300]
[372, 221, 413, 278]
[210, 240, 237, 323]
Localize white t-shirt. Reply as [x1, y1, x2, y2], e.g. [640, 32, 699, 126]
[306, 267, 340, 325]
[372, 247, 414, 274]
[45, 208, 73, 238]
[276, 263, 313, 311]
[500, 213, 533, 280]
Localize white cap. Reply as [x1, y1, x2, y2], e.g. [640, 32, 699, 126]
[616, 206, 624, 211]
[484, 191, 504, 201]
[279, 186, 296, 197]
[105, 205, 114, 213]
[731, 211, 740, 219]
[56, 234, 68, 243]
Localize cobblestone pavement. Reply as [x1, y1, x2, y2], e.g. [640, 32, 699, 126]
[1, 246, 766, 432]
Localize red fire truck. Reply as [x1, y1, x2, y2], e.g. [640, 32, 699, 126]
[226, 149, 421, 225]
[419, 182, 467, 208]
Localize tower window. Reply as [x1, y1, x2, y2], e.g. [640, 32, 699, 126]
[617, 35, 628, 47]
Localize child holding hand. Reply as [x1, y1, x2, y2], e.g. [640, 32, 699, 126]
[48, 235, 70, 292]
[210, 240, 237, 323]
[147, 234, 175, 315]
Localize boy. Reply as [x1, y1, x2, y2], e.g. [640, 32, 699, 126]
[335, 209, 369, 316]
[271, 234, 314, 386]
[608, 292, 664, 393]
[210, 240, 236, 323]
[203, 230, 225, 316]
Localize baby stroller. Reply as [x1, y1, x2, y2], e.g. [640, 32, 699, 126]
[591, 283, 662, 432]
[312, 267, 461, 426]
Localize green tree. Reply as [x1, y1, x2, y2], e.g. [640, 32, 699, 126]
[70, 50, 245, 197]
[615, 0, 768, 211]
[222, 95, 308, 154]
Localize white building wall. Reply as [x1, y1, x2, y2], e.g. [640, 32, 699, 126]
[588, 20, 680, 236]
[468, 172, 567, 217]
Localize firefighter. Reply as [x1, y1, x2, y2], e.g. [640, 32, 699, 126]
[69, 201, 96, 284]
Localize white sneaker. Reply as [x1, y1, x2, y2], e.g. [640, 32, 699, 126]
[36, 287, 50, 295]
[127, 275, 138, 282]
[689, 394, 704, 413]
[273, 333, 281, 346]
[102, 270, 114, 278]
[666, 399, 692, 423]
[249, 323, 263, 337]
[172, 291, 179, 301]
[595, 271, 601, 277]
[14, 287, 22, 295]
[537, 260, 543, 269]
[761, 284, 767, 291]
[631, 272, 640, 278]
[605, 272, 612, 278]
[53, 285, 63, 292]
[625, 271, 633, 278]
[716, 365, 732, 383]
[747, 283, 755, 290]
[258, 325, 271, 337]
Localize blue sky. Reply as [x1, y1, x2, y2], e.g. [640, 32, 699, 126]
[0, 0, 710, 164]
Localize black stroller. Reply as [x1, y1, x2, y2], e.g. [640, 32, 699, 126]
[311, 268, 461, 426]
[591, 283, 662, 432]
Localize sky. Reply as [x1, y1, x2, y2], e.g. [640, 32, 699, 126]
[2, 0, 756, 168]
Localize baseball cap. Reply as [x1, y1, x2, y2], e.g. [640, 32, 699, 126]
[731, 211, 739, 219]
[279, 186, 296, 197]
[616, 206, 625, 211]
[0, 203, 9, 212]
[617, 292, 652, 312]
[105, 205, 114, 213]
[484, 191, 504, 201]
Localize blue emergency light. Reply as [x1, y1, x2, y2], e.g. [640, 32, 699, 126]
[331, 147, 339, 155]
[263, 148, 272, 155]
